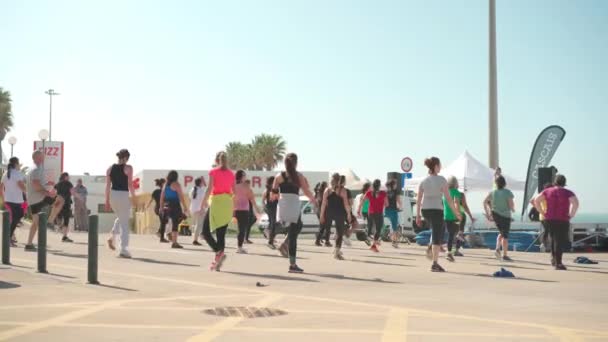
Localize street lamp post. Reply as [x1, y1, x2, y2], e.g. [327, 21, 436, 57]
[45, 89, 60, 142]
[488, 0, 499, 170]
[7, 137, 16, 158]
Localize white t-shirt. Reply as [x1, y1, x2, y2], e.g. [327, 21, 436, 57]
[189, 186, 206, 213]
[2, 170, 25, 204]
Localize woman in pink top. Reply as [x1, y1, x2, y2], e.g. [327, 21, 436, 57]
[234, 170, 262, 254]
[534, 174, 579, 271]
[201, 152, 236, 271]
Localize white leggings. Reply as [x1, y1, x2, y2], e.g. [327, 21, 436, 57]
[110, 190, 131, 252]
[192, 210, 205, 238]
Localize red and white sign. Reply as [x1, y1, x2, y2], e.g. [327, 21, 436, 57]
[34, 141, 64, 186]
[401, 157, 413, 173]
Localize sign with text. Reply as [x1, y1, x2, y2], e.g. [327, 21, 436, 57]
[33, 141, 64, 187]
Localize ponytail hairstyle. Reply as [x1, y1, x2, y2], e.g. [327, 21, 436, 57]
[235, 170, 246, 184]
[154, 178, 165, 188]
[116, 149, 130, 163]
[166, 170, 178, 187]
[330, 173, 341, 192]
[7, 157, 19, 179]
[193, 177, 202, 199]
[59, 172, 69, 182]
[372, 179, 381, 197]
[424, 157, 441, 175]
[266, 176, 275, 195]
[284, 153, 299, 187]
[495, 175, 506, 189]
[215, 151, 228, 170]
[361, 182, 371, 194]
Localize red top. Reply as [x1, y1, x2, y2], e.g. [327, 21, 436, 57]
[542, 186, 575, 222]
[209, 167, 235, 195]
[365, 190, 386, 214]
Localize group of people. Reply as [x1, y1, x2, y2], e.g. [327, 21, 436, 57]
[4, 147, 579, 274]
[1, 152, 90, 251]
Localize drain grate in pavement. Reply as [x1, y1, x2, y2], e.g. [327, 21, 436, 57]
[203, 306, 287, 319]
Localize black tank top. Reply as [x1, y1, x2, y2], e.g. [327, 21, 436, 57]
[279, 172, 300, 194]
[110, 164, 129, 191]
[387, 189, 398, 210]
[326, 189, 345, 217]
[265, 190, 278, 211]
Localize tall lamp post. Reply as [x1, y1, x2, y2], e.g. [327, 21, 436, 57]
[45, 89, 60, 142]
[7, 137, 17, 158]
[38, 130, 49, 185]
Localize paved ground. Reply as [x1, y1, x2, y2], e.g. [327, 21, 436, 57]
[1, 227, 608, 342]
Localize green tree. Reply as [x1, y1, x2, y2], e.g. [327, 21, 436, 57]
[0, 88, 15, 166]
[251, 134, 286, 171]
[225, 142, 254, 170]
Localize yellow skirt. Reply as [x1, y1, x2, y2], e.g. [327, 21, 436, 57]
[209, 194, 234, 231]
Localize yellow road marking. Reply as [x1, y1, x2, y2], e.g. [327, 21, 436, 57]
[8, 257, 608, 339]
[186, 293, 283, 342]
[381, 309, 408, 342]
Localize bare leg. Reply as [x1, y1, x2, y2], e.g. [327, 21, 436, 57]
[27, 214, 39, 245]
[49, 197, 64, 223]
[432, 244, 440, 262]
[502, 237, 509, 257]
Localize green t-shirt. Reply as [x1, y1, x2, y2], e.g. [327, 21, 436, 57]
[362, 198, 369, 213]
[490, 188, 514, 218]
[443, 188, 462, 221]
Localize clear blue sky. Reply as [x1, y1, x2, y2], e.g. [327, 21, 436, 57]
[1, 0, 607, 212]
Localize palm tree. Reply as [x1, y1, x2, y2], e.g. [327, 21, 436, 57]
[251, 134, 286, 171]
[0, 88, 15, 166]
[225, 142, 255, 170]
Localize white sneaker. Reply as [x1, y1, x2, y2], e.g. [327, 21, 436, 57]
[236, 247, 248, 254]
[333, 249, 345, 260]
[343, 237, 352, 247]
[118, 250, 132, 259]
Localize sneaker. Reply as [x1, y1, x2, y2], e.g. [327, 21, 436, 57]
[289, 265, 304, 273]
[215, 251, 227, 271]
[454, 250, 464, 257]
[10, 241, 18, 247]
[446, 253, 455, 262]
[392, 241, 399, 249]
[24, 244, 37, 252]
[118, 250, 132, 259]
[245, 239, 253, 244]
[107, 237, 116, 251]
[494, 249, 501, 260]
[502, 256, 513, 262]
[555, 264, 567, 271]
[193, 240, 202, 246]
[209, 261, 217, 271]
[236, 247, 248, 254]
[343, 237, 352, 247]
[324, 241, 333, 248]
[62, 236, 74, 243]
[171, 242, 184, 249]
[166, 233, 172, 241]
[314, 240, 322, 247]
[431, 263, 446, 272]
[266, 243, 276, 250]
[160, 238, 170, 243]
[426, 246, 433, 261]
[278, 243, 288, 258]
[364, 239, 372, 246]
[333, 249, 345, 260]
[370, 244, 379, 253]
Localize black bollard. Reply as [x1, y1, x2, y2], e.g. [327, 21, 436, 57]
[87, 215, 99, 284]
[37, 212, 48, 273]
[2, 211, 10, 265]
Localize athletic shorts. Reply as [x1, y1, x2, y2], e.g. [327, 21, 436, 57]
[29, 196, 56, 215]
[492, 211, 511, 238]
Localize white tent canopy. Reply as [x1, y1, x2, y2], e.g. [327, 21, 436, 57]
[405, 151, 525, 192]
[336, 169, 370, 190]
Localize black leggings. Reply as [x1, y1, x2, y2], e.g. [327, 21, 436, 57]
[5, 202, 24, 236]
[422, 209, 445, 245]
[156, 210, 168, 238]
[246, 211, 256, 241]
[324, 214, 346, 248]
[546, 220, 570, 265]
[202, 210, 227, 253]
[266, 208, 277, 244]
[235, 210, 249, 247]
[316, 213, 330, 242]
[446, 220, 459, 252]
[165, 201, 183, 232]
[286, 218, 303, 264]
[368, 213, 384, 241]
[58, 201, 72, 227]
